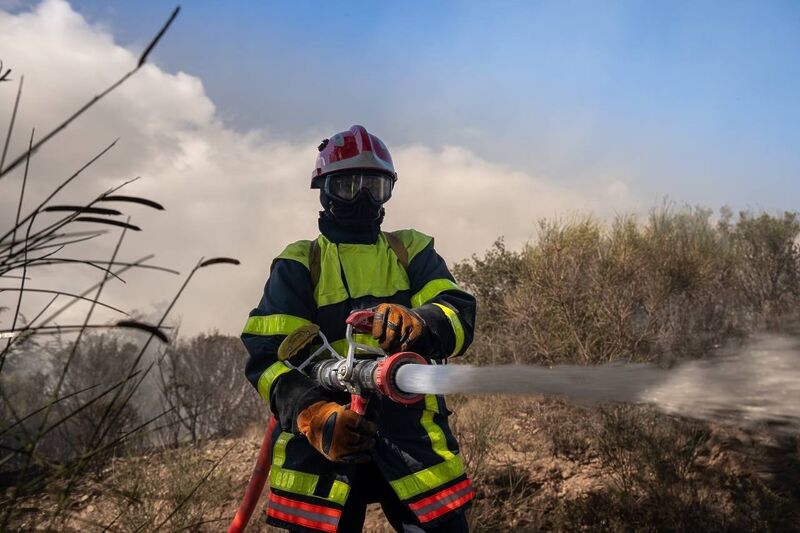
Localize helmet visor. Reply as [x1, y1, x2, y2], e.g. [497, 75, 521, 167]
[325, 172, 394, 203]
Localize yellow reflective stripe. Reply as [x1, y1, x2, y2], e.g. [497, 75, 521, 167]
[336, 237, 410, 301]
[272, 431, 291, 468]
[312, 234, 412, 307]
[242, 314, 311, 336]
[411, 278, 464, 307]
[421, 395, 455, 462]
[270, 431, 350, 505]
[390, 454, 466, 501]
[256, 361, 292, 402]
[270, 467, 318, 498]
[432, 303, 465, 356]
[275, 240, 312, 269]
[328, 481, 351, 504]
[314, 237, 349, 307]
[330, 334, 380, 356]
[270, 432, 317, 497]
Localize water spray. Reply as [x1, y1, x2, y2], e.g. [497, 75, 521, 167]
[395, 337, 800, 432]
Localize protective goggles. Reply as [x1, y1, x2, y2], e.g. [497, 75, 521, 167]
[324, 172, 395, 204]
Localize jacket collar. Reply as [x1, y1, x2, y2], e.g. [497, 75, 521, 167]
[318, 212, 381, 244]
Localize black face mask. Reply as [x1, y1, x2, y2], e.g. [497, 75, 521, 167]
[320, 189, 385, 230]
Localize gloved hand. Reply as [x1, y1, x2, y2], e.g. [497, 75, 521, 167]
[372, 303, 428, 353]
[296, 401, 377, 463]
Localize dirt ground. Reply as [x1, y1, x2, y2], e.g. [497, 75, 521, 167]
[13, 396, 800, 532]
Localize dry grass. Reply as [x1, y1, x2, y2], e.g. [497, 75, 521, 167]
[7, 394, 798, 531]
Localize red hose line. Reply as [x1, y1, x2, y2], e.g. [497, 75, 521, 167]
[228, 416, 278, 533]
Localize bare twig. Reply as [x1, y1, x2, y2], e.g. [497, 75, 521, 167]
[0, 383, 101, 438]
[5, 176, 143, 254]
[0, 230, 108, 252]
[1, 132, 36, 374]
[138, 7, 181, 67]
[0, 139, 119, 245]
[0, 288, 128, 316]
[10, 129, 34, 255]
[7, 231, 105, 254]
[0, 75, 23, 172]
[0, 323, 172, 340]
[0, 59, 11, 82]
[40, 254, 156, 326]
[1, 257, 179, 276]
[0, 257, 127, 283]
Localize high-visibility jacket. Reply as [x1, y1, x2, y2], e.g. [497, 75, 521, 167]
[241, 229, 476, 532]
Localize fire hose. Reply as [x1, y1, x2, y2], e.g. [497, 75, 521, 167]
[228, 310, 426, 532]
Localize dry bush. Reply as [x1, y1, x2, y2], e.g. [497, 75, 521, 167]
[594, 406, 711, 496]
[536, 398, 600, 461]
[540, 404, 800, 531]
[38, 334, 144, 465]
[448, 395, 503, 484]
[448, 396, 546, 531]
[454, 205, 800, 366]
[157, 332, 262, 445]
[467, 465, 544, 533]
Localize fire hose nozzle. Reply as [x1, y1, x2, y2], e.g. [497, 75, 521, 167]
[309, 352, 427, 405]
[374, 352, 427, 405]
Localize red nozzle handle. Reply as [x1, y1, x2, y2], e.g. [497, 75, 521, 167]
[350, 393, 369, 415]
[346, 310, 375, 333]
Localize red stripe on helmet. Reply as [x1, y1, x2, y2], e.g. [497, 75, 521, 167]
[312, 125, 396, 181]
[269, 492, 341, 519]
[267, 507, 338, 533]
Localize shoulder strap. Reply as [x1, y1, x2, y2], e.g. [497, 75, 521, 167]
[308, 238, 321, 287]
[384, 231, 409, 271]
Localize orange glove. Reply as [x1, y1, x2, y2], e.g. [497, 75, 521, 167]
[372, 303, 427, 353]
[297, 401, 377, 463]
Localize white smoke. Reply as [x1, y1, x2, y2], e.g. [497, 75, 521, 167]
[0, 0, 639, 336]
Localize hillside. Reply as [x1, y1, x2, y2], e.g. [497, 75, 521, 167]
[14, 395, 800, 532]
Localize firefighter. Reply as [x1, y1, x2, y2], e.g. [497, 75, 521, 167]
[242, 125, 476, 532]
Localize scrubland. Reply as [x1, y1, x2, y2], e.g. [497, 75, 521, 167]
[5, 207, 800, 531]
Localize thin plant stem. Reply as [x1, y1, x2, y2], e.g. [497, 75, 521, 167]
[0, 75, 23, 171]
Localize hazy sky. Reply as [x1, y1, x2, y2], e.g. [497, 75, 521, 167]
[68, 0, 800, 205]
[1, 0, 798, 336]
